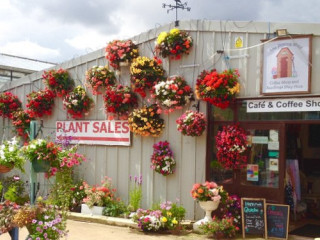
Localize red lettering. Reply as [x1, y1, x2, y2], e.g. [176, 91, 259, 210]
[56, 122, 63, 131]
[69, 122, 75, 133]
[108, 121, 114, 133]
[83, 122, 90, 132]
[115, 122, 121, 133]
[93, 122, 100, 133]
[76, 122, 82, 132]
[122, 122, 129, 133]
[100, 122, 107, 133]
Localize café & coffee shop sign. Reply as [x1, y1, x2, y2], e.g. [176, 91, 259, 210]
[247, 98, 320, 113]
[56, 120, 130, 146]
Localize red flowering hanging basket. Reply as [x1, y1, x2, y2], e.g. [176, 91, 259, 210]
[215, 124, 248, 169]
[12, 110, 34, 141]
[85, 65, 117, 95]
[176, 110, 206, 137]
[105, 39, 139, 70]
[103, 84, 138, 120]
[42, 68, 75, 97]
[26, 89, 55, 118]
[0, 92, 22, 119]
[195, 69, 240, 109]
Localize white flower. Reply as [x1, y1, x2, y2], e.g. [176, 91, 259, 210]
[72, 100, 78, 106]
[9, 146, 14, 152]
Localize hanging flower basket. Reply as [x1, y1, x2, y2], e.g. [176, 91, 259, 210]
[0, 164, 13, 173]
[176, 110, 206, 137]
[195, 69, 240, 109]
[215, 124, 248, 169]
[42, 68, 75, 97]
[103, 84, 138, 120]
[105, 39, 139, 70]
[151, 141, 176, 176]
[26, 89, 55, 118]
[0, 92, 22, 119]
[155, 28, 193, 60]
[151, 75, 194, 113]
[128, 104, 165, 137]
[63, 86, 94, 119]
[130, 56, 165, 98]
[85, 65, 116, 95]
[31, 159, 50, 173]
[12, 110, 34, 141]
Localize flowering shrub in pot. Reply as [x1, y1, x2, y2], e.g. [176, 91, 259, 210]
[0, 92, 22, 119]
[199, 216, 239, 239]
[215, 124, 248, 169]
[128, 104, 165, 137]
[42, 68, 75, 97]
[0, 137, 25, 173]
[12, 110, 34, 141]
[105, 39, 139, 69]
[195, 69, 240, 109]
[21, 139, 60, 178]
[155, 28, 193, 60]
[150, 141, 176, 176]
[176, 110, 206, 137]
[152, 75, 194, 113]
[26, 89, 55, 118]
[132, 200, 186, 232]
[190, 181, 225, 202]
[104, 84, 138, 120]
[130, 56, 165, 98]
[85, 65, 116, 95]
[63, 85, 94, 119]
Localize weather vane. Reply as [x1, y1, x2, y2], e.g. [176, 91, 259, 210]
[162, 0, 191, 27]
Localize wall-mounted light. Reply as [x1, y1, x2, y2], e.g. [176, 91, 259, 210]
[276, 29, 288, 36]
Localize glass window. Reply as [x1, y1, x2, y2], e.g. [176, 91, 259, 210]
[240, 129, 279, 188]
[211, 106, 234, 121]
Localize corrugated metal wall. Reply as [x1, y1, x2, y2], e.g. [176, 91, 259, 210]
[1, 20, 320, 220]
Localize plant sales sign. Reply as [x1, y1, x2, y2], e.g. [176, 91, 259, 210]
[56, 120, 130, 146]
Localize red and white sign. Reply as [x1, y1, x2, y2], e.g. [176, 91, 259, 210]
[56, 120, 130, 146]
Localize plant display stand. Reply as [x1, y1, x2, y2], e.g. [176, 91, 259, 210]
[81, 204, 104, 216]
[193, 200, 220, 232]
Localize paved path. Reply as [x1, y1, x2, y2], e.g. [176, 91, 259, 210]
[0, 220, 312, 240]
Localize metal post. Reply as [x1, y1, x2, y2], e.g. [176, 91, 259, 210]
[8, 227, 19, 240]
[29, 120, 37, 205]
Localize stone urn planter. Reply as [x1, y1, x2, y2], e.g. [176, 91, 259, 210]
[81, 204, 105, 216]
[193, 200, 220, 232]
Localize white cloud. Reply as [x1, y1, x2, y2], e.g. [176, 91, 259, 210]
[0, 41, 60, 61]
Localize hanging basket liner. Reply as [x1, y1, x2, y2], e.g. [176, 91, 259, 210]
[0, 164, 13, 173]
[32, 159, 50, 173]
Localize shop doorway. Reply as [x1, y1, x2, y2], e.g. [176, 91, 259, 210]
[285, 123, 320, 221]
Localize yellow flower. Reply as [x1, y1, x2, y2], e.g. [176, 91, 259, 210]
[228, 82, 240, 95]
[172, 218, 178, 225]
[157, 32, 168, 44]
[161, 217, 168, 223]
[167, 212, 172, 217]
[170, 28, 180, 35]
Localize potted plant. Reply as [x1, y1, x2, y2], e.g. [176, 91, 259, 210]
[26, 89, 55, 118]
[215, 124, 248, 169]
[130, 56, 165, 98]
[12, 110, 34, 141]
[0, 92, 22, 119]
[0, 200, 20, 234]
[191, 181, 225, 231]
[103, 84, 138, 120]
[0, 137, 25, 173]
[105, 39, 139, 69]
[195, 69, 240, 109]
[81, 176, 117, 216]
[63, 85, 94, 119]
[150, 141, 176, 176]
[21, 139, 60, 177]
[155, 28, 193, 60]
[128, 104, 165, 137]
[42, 68, 75, 97]
[151, 75, 194, 113]
[176, 110, 207, 137]
[85, 65, 116, 95]
[199, 216, 239, 239]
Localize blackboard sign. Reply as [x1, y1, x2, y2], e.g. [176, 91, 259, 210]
[241, 198, 267, 239]
[266, 204, 290, 239]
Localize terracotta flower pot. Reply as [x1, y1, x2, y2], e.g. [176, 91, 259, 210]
[0, 164, 13, 173]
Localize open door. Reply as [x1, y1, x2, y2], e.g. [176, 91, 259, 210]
[221, 123, 286, 203]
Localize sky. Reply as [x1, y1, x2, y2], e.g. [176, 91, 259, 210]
[0, 0, 319, 64]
